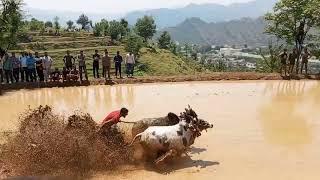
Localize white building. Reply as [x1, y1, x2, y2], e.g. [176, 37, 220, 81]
[219, 48, 242, 56]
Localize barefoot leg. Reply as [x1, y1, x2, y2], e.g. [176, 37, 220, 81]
[155, 149, 178, 164]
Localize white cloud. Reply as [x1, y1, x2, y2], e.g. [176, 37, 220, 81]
[24, 0, 253, 14]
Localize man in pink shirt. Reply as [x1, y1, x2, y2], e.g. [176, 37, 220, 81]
[100, 108, 129, 132]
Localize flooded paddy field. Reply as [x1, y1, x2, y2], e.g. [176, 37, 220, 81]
[0, 80, 319, 180]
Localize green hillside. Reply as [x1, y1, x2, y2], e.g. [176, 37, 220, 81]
[138, 48, 203, 76]
[11, 32, 201, 78]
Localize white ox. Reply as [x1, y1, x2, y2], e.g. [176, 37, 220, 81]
[130, 111, 213, 164]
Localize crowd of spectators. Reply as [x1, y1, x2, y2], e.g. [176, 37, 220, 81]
[0, 49, 136, 84]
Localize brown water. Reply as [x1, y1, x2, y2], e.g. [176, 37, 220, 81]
[1, 81, 320, 180]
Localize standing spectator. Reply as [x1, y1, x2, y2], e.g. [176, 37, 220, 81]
[125, 52, 135, 78]
[35, 52, 44, 82]
[92, 50, 101, 78]
[77, 50, 88, 81]
[0, 54, 4, 83]
[20, 52, 28, 82]
[288, 48, 298, 74]
[114, 51, 123, 78]
[42, 52, 53, 82]
[27, 53, 36, 82]
[301, 48, 311, 75]
[63, 50, 75, 70]
[102, 49, 111, 79]
[279, 49, 288, 76]
[3, 53, 13, 84]
[11, 52, 20, 83]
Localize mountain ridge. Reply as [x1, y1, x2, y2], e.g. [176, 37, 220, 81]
[25, 0, 278, 28]
[125, 0, 278, 28]
[163, 17, 270, 46]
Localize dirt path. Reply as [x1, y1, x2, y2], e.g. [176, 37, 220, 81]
[1, 72, 319, 94]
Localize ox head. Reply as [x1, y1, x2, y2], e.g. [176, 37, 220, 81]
[196, 118, 214, 132]
[179, 106, 213, 137]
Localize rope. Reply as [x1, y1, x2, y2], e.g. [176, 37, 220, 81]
[120, 121, 136, 124]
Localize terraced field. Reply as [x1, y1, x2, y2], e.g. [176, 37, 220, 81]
[10, 32, 203, 78]
[12, 33, 129, 78]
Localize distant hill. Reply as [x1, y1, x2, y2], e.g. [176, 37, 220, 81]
[26, 0, 277, 28]
[24, 8, 121, 26]
[125, 0, 278, 28]
[163, 17, 270, 46]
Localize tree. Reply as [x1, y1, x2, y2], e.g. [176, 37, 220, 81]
[135, 16, 156, 42]
[120, 18, 129, 36]
[108, 20, 123, 41]
[0, 0, 24, 51]
[258, 40, 283, 73]
[93, 22, 103, 37]
[53, 16, 60, 35]
[216, 58, 227, 72]
[125, 33, 144, 56]
[158, 31, 171, 49]
[184, 43, 192, 59]
[265, 0, 320, 74]
[191, 52, 197, 60]
[100, 19, 109, 36]
[45, 21, 53, 28]
[66, 20, 74, 30]
[93, 19, 109, 37]
[76, 14, 90, 30]
[169, 42, 177, 55]
[29, 18, 44, 31]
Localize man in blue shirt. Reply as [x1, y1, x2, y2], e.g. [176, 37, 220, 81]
[27, 53, 36, 82]
[20, 52, 29, 82]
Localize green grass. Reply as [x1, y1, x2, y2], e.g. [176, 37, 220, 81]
[137, 48, 203, 76]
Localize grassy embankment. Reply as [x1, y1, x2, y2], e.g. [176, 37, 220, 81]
[11, 32, 202, 78]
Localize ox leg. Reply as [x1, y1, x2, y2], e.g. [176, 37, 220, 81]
[154, 149, 178, 165]
[175, 151, 189, 158]
[183, 147, 191, 157]
[139, 143, 158, 162]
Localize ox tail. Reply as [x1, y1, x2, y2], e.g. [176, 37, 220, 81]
[128, 133, 142, 146]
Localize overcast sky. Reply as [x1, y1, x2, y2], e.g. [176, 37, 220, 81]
[24, 0, 253, 14]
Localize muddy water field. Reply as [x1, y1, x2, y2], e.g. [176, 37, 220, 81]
[0, 80, 320, 180]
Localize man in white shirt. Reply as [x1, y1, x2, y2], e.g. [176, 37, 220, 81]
[125, 52, 135, 78]
[42, 52, 53, 82]
[20, 52, 28, 82]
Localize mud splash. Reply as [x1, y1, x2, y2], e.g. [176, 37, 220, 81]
[0, 106, 134, 179]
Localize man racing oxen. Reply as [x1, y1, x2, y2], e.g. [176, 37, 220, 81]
[99, 108, 129, 134]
